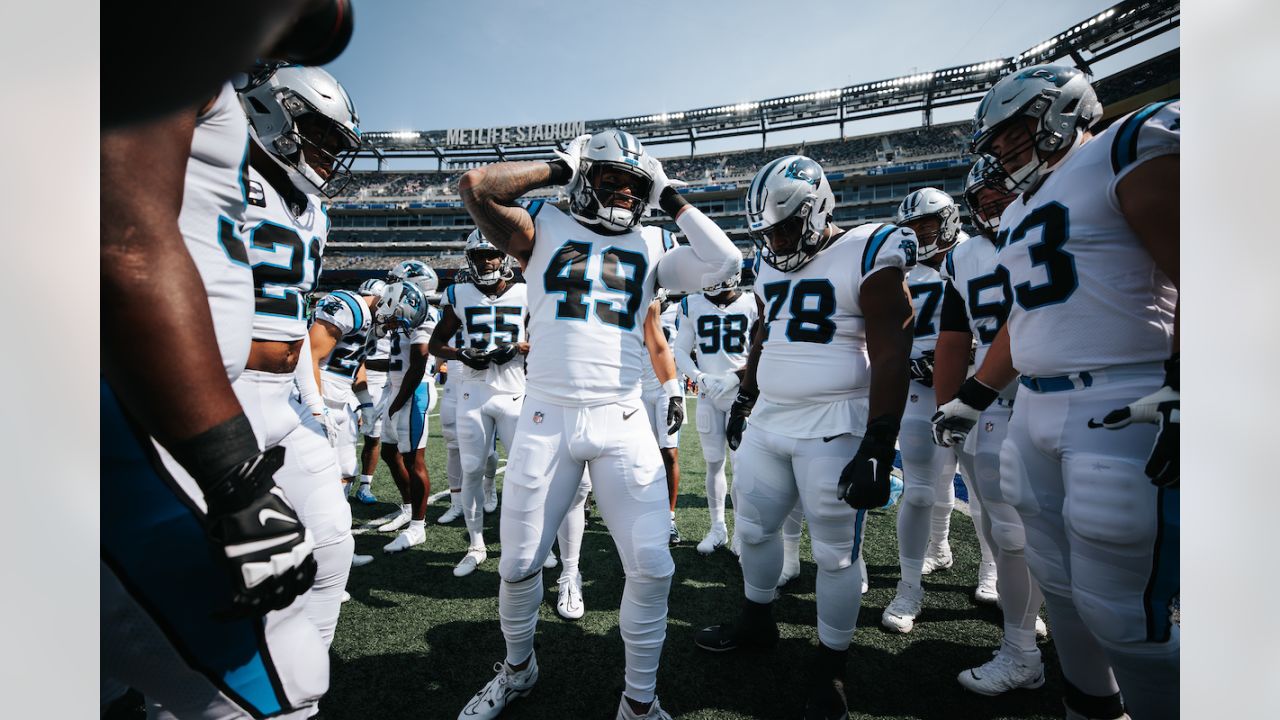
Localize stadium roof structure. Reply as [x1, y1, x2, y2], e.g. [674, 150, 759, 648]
[356, 0, 1177, 167]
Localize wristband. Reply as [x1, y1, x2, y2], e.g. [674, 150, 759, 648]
[658, 185, 689, 217]
[662, 379, 682, 399]
[169, 413, 261, 493]
[956, 376, 1000, 412]
[546, 159, 573, 186]
[863, 414, 901, 447]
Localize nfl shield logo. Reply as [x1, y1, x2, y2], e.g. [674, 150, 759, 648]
[909, 394, 919, 403]
[533, 411, 544, 424]
[985, 421, 995, 432]
[462, 392, 469, 400]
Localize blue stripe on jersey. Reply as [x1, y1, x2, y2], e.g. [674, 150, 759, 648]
[944, 249, 956, 279]
[101, 381, 286, 716]
[332, 290, 364, 335]
[1144, 487, 1180, 642]
[680, 297, 689, 316]
[446, 283, 456, 306]
[1110, 100, 1176, 174]
[527, 199, 545, 219]
[860, 223, 897, 275]
[662, 229, 675, 251]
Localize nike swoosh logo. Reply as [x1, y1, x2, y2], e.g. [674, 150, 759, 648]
[513, 395, 523, 402]
[258, 508, 299, 527]
[822, 434, 845, 442]
[623, 409, 639, 421]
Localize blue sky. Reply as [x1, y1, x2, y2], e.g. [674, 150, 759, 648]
[325, 0, 1177, 161]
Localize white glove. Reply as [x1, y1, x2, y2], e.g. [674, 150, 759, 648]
[645, 154, 687, 208]
[930, 398, 981, 448]
[357, 403, 377, 433]
[709, 373, 740, 402]
[371, 389, 393, 425]
[553, 133, 591, 187]
[316, 407, 340, 448]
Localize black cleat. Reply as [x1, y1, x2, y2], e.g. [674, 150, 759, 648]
[694, 600, 778, 653]
[804, 678, 849, 720]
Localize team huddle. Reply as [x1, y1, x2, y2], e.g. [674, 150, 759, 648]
[101, 57, 1178, 720]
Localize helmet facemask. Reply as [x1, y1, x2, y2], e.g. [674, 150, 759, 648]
[570, 161, 653, 232]
[466, 247, 513, 291]
[750, 198, 829, 272]
[269, 100, 361, 198]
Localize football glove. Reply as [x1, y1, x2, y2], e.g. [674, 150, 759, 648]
[356, 403, 377, 432]
[553, 133, 591, 187]
[725, 386, 759, 451]
[456, 347, 491, 371]
[1088, 354, 1179, 487]
[931, 377, 999, 447]
[837, 415, 901, 510]
[487, 343, 519, 365]
[203, 446, 318, 620]
[316, 407, 340, 447]
[909, 350, 935, 388]
[644, 154, 688, 209]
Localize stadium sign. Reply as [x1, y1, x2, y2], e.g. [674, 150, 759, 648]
[446, 121, 587, 147]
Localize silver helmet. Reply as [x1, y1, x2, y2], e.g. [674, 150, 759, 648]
[703, 270, 741, 295]
[963, 155, 1016, 238]
[744, 156, 835, 272]
[387, 260, 439, 300]
[464, 229, 515, 288]
[896, 188, 961, 262]
[970, 64, 1102, 193]
[567, 129, 655, 232]
[357, 278, 387, 298]
[239, 65, 362, 198]
[373, 281, 428, 337]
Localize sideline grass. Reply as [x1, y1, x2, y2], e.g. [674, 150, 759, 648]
[326, 396, 1063, 719]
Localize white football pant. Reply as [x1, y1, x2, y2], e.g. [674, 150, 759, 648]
[457, 381, 522, 548]
[642, 385, 681, 449]
[696, 390, 734, 526]
[897, 382, 959, 587]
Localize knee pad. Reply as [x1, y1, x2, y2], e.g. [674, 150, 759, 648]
[299, 486, 354, 550]
[811, 538, 854, 573]
[986, 502, 1027, 553]
[1064, 454, 1157, 548]
[902, 483, 936, 509]
[460, 449, 484, 475]
[498, 552, 541, 583]
[632, 540, 676, 580]
[733, 513, 771, 547]
[701, 438, 726, 464]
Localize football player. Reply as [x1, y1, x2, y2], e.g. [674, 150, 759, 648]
[881, 188, 998, 632]
[232, 65, 363, 646]
[934, 66, 1179, 719]
[931, 157, 1048, 695]
[672, 272, 758, 556]
[353, 277, 389, 503]
[695, 156, 916, 719]
[102, 78, 326, 716]
[372, 271, 441, 553]
[428, 230, 530, 577]
[456, 129, 739, 720]
[638, 291, 688, 544]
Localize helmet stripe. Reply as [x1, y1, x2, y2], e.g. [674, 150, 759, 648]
[750, 157, 787, 214]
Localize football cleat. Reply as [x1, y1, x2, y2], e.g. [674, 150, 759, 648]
[542, 552, 558, 570]
[484, 485, 498, 513]
[804, 678, 850, 720]
[377, 506, 411, 533]
[615, 695, 673, 720]
[694, 602, 779, 653]
[351, 553, 374, 568]
[355, 485, 377, 505]
[921, 539, 953, 574]
[383, 525, 425, 553]
[882, 581, 924, 633]
[555, 572, 584, 620]
[974, 561, 999, 604]
[957, 644, 1046, 696]
[438, 503, 463, 525]
[453, 547, 487, 577]
[458, 655, 538, 720]
[859, 556, 869, 595]
[1036, 615, 1049, 640]
[778, 545, 801, 588]
[341, 591, 352, 603]
[669, 519, 682, 546]
[696, 524, 729, 555]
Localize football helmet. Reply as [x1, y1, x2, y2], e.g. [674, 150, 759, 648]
[963, 155, 1017, 238]
[567, 129, 655, 232]
[704, 270, 741, 295]
[387, 260, 439, 298]
[373, 281, 428, 337]
[464, 229, 515, 288]
[357, 278, 387, 298]
[970, 64, 1102, 193]
[745, 156, 835, 272]
[239, 65, 361, 198]
[896, 188, 961, 262]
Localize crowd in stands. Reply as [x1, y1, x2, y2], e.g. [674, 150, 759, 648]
[1095, 49, 1178, 106]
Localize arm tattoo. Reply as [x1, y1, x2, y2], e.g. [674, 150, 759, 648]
[459, 161, 555, 261]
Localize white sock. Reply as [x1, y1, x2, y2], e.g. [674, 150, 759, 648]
[446, 445, 462, 492]
[897, 494, 931, 587]
[409, 519, 425, 532]
[619, 573, 672, 704]
[930, 479, 955, 547]
[705, 458, 727, 526]
[450, 488, 461, 509]
[740, 532, 782, 603]
[816, 562, 861, 651]
[557, 480, 590, 578]
[500, 574, 543, 668]
[359, 473, 373, 487]
[462, 474, 485, 543]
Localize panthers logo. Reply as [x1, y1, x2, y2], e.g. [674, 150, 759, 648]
[319, 297, 344, 316]
[782, 158, 822, 188]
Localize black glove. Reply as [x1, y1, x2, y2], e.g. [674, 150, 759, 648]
[909, 350, 935, 387]
[837, 415, 901, 509]
[488, 343, 519, 365]
[1088, 354, 1179, 487]
[203, 446, 318, 620]
[457, 347, 491, 371]
[725, 386, 759, 451]
[667, 396, 685, 434]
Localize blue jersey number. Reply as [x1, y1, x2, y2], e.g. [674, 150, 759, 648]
[966, 266, 1013, 344]
[909, 282, 944, 338]
[543, 241, 647, 330]
[464, 306, 523, 349]
[760, 279, 836, 344]
[247, 221, 316, 318]
[1000, 202, 1077, 310]
[696, 314, 750, 355]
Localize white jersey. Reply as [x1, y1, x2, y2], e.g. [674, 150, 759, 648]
[178, 82, 253, 381]
[906, 256, 949, 359]
[443, 280, 529, 394]
[753, 222, 916, 438]
[243, 166, 329, 342]
[524, 202, 676, 406]
[675, 291, 758, 377]
[995, 100, 1179, 377]
[368, 334, 391, 363]
[314, 290, 373, 385]
[942, 233, 1006, 371]
[388, 306, 440, 388]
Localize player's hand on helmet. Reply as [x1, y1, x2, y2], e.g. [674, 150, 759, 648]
[203, 446, 318, 620]
[837, 416, 900, 509]
[930, 376, 999, 448]
[553, 133, 591, 187]
[645, 154, 687, 208]
[910, 350, 935, 388]
[1088, 354, 1179, 487]
[487, 343, 519, 366]
[725, 386, 759, 451]
[457, 347, 492, 371]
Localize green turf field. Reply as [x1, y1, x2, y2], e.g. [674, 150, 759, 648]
[328, 395, 1064, 720]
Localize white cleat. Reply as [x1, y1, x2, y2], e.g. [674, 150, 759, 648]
[882, 580, 924, 633]
[454, 547, 488, 577]
[377, 506, 411, 533]
[974, 560, 999, 604]
[351, 554, 374, 568]
[615, 695, 673, 720]
[484, 482, 498, 513]
[438, 504, 463, 524]
[383, 525, 425, 553]
[341, 591, 352, 603]
[921, 540, 953, 574]
[542, 552, 558, 570]
[777, 560, 800, 588]
[957, 644, 1046, 696]
[458, 654, 539, 720]
[696, 524, 728, 555]
[555, 572, 584, 620]
[1036, 615, 1048, 640]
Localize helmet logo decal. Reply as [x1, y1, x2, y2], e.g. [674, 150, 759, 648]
[782, 158, 822, 188]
